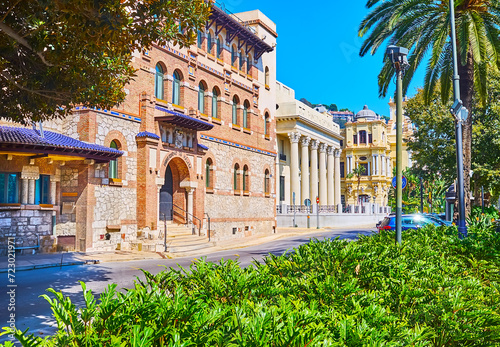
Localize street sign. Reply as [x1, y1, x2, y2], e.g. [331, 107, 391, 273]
[316, 196, 319, 204]
[304, 199, 311, 207]
[392, 176, 407, 190]
[292, 192, 295, 205]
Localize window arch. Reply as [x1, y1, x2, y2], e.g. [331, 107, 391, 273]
[264, 112, 270, 137]
[233, 163, 240, 190]
[207, 31, 213, 53]
[155, 63, 164, 100]
[198, 81, 206, 114]
[247, 55, 252, 74]
[264, 169, 270, 195]
[212, 87, 219, 119]
[172, 70, 181, 106]
[243, 100, 250, 129]
[205, 158, 213, 189]
[231, 45, 237, 67]
[243, 165, 249, 192]
[197, 30, 203, 49]
[232, 95, 239, 125]
[264, 66, 270, 87]
[216, 37, 222, 59]
[109, 141, 119, 179]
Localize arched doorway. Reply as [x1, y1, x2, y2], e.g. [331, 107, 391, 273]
[159, 157, 193, 224]
[159, 165, 173, 220]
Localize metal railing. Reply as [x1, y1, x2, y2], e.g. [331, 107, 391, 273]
[172, 203, 202, 236]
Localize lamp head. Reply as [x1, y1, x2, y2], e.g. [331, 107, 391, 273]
[386, 45, 409, 71]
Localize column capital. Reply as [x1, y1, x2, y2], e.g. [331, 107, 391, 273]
[288, 132, 301, 143]
[310, 139, 319, 150]
[334, 149, 342, 158]
[300, 136, 311, 147]
[319, 143, 327, 153]
[327, 146, 335, 156]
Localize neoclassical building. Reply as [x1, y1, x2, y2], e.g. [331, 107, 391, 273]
[0, 5, 278, 253]
[340, 105, 393, 207]
[275, 82, 343, 210]
[387, 96, 414, 170]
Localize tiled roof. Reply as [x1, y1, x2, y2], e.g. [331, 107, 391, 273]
[155, 106, 214, 131]
[136, 131, 160, 140]
[0, 126, 122, 161]
[197, 143, 209, 150]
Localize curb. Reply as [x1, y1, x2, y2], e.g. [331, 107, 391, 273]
[0, 259, 99, 273]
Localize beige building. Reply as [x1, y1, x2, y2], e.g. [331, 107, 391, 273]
[387, 97, 413, 170]
[340, 105, 392, 207]
[275, 82, 343, 210]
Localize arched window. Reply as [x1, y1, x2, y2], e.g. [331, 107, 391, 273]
[212, 87, 219, 119]
[243, 100, 250, 129]
[207, 32, 212, 53]
[232, 95, 239, 125]
[205, 158, 213, 189]
[231, 45, 237, 67]
[197, 30, 203, 49]
[109, 141, 119, 179]
[239, 51, 244, 71]
[198, 82, 206, 114]
[264, 112, 270, 136]
[247, 55, 252, 74]
[264, 169, 270, 195]
[155, 63, 164, 100]
[233, 163, 240, 190]
[264, 66, 269, 87]
[216, 37, 222, 59]
[172, 71, 181, 105]
[243, 165, 249, 192]
[359, 130, 367, 144]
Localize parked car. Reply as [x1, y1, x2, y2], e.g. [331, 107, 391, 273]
[423, 213, 452, 226]
[377, 214, 446, 231]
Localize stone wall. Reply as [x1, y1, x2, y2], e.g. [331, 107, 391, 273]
[0, 208, 55, 255]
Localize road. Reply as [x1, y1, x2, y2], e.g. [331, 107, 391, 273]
[0, 227, 373, 342]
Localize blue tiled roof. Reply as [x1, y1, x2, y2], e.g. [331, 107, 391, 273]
[197, 143, 209, 150]
[155, 106, 214, 131]
[136, 131, 160, 140]
[0, 126, 123, 160]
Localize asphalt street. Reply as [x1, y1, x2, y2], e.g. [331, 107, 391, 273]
[0, 227, 373, 343]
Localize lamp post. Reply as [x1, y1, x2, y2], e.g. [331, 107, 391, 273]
[448, 0, 468, 237]
[386, 45, 409, 245]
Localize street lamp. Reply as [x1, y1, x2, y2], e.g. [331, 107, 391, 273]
[386, 45, 409, 245]
[448, 0, 468, 238]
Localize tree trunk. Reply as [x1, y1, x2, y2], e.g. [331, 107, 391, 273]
[454, 48, 474, 222]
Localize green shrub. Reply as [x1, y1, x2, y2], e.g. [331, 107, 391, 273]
[2, 226, 500, 346]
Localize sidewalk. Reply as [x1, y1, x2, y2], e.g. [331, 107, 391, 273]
[0, 224, 374, 272]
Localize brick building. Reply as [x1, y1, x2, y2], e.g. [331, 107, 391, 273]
[0, 5, 278, 253]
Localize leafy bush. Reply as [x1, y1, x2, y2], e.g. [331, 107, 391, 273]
[2, 226, 500, 346]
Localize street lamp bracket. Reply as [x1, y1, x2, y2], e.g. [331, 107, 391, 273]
[386, 45, 409, 72]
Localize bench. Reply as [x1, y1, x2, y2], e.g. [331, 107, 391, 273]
[14, 235, 40, 254]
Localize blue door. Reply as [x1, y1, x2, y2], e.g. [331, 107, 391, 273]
[159, 165, 173, 220]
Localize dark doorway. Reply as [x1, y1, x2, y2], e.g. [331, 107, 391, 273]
[160, 165, 173, 220]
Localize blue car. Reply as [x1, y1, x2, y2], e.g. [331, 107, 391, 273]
[377, 214, 446, 231]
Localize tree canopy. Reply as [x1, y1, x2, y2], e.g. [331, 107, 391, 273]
[0, 0, 210, 124]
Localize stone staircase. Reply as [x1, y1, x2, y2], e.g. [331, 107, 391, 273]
[160, 221, 214, 255]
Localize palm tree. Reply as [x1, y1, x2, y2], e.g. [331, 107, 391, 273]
[358, 0, 500, 217]
[347, 165, 367, 205]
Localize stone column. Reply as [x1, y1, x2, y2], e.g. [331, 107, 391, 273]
[387, 157, 391, 177]
[186, 187, 195, 225]
[28, 179, 35, 205]
[327, 146, 335, 205]
[288, 132, 301, 205]
[381, 155, 385, 176]
[334, 149, 342, 211]
[300, 136, 311, 204]
[309, 140, 319, 204]
[377, 154, 381, 176]
[318, 143, 327, 206]
[21, 178, 29, 204]
[50, 178, 57, 205]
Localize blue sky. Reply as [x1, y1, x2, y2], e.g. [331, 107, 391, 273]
[223, 0, 426, 117]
